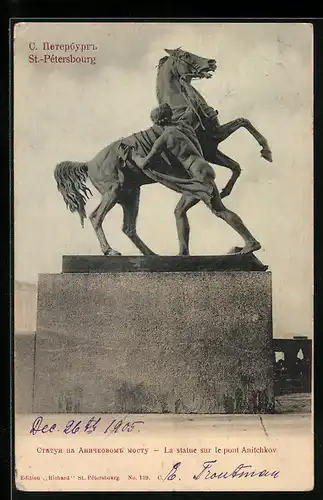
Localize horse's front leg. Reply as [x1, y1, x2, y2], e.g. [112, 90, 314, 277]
[215, 118, 273, 162]
[205, 149, 241, 199]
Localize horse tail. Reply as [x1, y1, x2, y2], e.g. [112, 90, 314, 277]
[54, 161, 92, 228]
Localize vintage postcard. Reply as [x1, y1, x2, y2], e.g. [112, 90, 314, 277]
[13, 21, 314, 492]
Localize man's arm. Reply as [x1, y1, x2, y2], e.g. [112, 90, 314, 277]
[133, 134, 167, 170]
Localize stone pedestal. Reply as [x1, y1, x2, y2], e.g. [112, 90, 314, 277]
[33, 256, 274, 413]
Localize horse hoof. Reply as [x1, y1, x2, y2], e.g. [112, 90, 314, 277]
[104, 249, 122, 256]
[261, 148, 273, 163]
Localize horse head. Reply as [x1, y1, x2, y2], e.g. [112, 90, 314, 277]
[164, 47, 217, 81]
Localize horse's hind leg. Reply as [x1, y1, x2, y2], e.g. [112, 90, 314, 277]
[120, 188, 157, 255]
[174, 195, 200, 255]
[90, 186, 121, 256]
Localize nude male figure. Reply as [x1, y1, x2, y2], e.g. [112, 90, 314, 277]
[133, 103, 261, 254]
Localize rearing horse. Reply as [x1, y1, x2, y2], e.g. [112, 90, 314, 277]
[156, 47, 272, 255]
[54, 48, 272, 256]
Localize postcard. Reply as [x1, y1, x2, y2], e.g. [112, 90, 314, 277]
[13, 21, 313, 492]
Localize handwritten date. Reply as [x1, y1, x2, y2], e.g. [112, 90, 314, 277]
[30, 415, 144, 436]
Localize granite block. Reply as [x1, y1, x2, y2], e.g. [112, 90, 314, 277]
[33, 267, 274, 414]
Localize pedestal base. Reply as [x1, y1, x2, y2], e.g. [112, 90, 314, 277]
[33, 257, 274, 413]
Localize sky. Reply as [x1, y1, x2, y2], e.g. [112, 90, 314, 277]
[14, 22, 313, 338]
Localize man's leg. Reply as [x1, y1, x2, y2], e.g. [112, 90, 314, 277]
[191, 159, 261, 254]
[210, 183, 261, 254]
[174, 195, 200, 255]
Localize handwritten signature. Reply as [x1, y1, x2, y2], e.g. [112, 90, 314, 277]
[29, 416, 144, 436]
[163, 460, 280, 480]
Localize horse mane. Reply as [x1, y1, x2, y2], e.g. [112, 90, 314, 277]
[156, 56, 171, 104]
[155, 48, 184, 104]
[157, 56, 169, 69]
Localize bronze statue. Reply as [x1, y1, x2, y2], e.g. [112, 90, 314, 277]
[54, 48, 272, 256]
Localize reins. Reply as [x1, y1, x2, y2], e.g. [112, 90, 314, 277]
[156, 50, 215, 131]
[173, 53, 210, 131]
